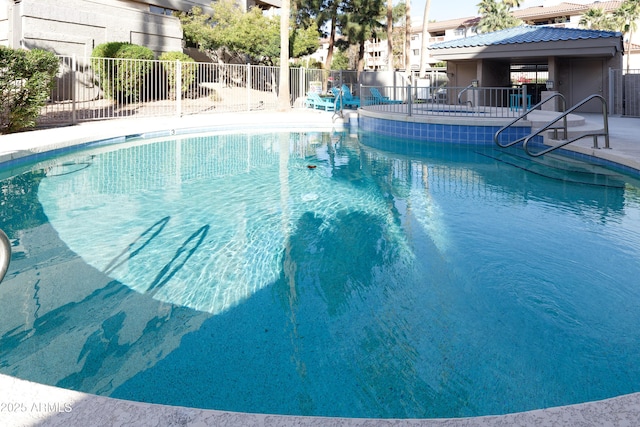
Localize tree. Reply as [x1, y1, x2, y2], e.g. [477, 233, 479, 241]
[0, 47, 58, 133]
[579, 7, 616, 30]
[419, 0, 431, 77]
[211, 1, 281, 64]
[390, 1, 408, 69]
[387, 0, 394, 70]
[341, 0, 386, 72]
[178, 1, 317, 65]
[292, 22, 322, 58]
[477, 0, 522, 33]
[331, 49, 350, 69]
[614, 0, 640, 73]
[294, 0, 344, 69]
[322, 0, 343, 69]
[405, 0, 411, 72]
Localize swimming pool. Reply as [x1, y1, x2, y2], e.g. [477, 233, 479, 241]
[1, 127, 640, 419]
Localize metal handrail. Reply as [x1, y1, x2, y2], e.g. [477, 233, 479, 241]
[494, 93, 567, 148]
[457, 83, 475, 107]
[0, 229, 10, 283]
[332, 89, 344, 121]
[523, 94, 610, 157]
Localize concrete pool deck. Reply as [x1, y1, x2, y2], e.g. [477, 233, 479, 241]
[1, 109, 640, 426]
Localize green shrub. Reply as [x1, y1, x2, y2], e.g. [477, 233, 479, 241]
[91, 42, 155, 103]
[159, 51, 196, 100]
[0, 47, 58, 134]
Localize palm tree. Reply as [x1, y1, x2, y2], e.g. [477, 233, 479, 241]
[477, 0, 522, 33]
[387, 0, 394, 70]
[579, 7, 616, 30]
[614, 0, 640, 73]
[405, 0, 411, 73]
[419, 0, 431, 78]
[342, 0, 385, 73]
[277, 0, 291, 111]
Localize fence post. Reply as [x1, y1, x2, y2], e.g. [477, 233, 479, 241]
[407, 84, 412, 116]
[247, 63, 251, 111]
[71, 55, 77, 125]
[176, 60, 182, 117]
[522, 84, 528, 120]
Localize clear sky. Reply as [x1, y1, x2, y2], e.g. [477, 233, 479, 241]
[410, 0, 545, 22]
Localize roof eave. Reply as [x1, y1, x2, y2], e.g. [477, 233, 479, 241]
[430, 39, 623, 61]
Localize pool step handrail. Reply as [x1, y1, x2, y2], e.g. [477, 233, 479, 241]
[457, 83, 475, 108]
[522, 94, 610, 157]
[332, 89, 344, 121]
[494, 93, 567, 148]
[0, 228, 10, 284]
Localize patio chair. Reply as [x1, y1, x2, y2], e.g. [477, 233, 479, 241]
[305, 92, 337, 111]
[336, 85, 360, 108]
[369, 87, 403, 105]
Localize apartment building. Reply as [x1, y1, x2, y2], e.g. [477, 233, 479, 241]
[365, 0, 637, 71]
[0, 0, 281, 57]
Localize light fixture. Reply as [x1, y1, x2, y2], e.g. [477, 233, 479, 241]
[545, 80, 554, 90]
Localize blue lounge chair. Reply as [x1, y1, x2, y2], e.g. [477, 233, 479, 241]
[338, 85, 361, 108]
[369, 87, 403, 105]
[329, 87, 355, 109]
[305, 92, 336, 111]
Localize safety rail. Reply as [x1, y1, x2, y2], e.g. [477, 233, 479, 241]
[332, 90, 344, 121]
[494, 92, 568, 148]
[359, 85, 529, 118]
[522, 94, 610, 157]
[457, 83, 476, 108]
[0, 229, 10, 283]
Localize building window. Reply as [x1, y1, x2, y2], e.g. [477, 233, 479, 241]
[454, 27, 466, 36]
[413, 49, 420, 56]
[150, 5, 175, 16]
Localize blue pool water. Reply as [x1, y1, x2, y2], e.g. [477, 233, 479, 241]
[1, 128, 640, 419]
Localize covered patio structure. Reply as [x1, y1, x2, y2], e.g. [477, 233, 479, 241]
[429, 26, 624, 113]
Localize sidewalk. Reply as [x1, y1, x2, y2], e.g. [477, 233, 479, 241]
[560, 113, 640, 171]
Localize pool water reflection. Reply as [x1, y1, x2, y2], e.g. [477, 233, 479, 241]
[1, 129, 640, 419]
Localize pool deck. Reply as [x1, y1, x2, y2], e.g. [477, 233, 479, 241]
[1, 109, 640, 426]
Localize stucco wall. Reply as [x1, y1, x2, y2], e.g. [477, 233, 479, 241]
[0, 0, 9, 46]
[11, 0, 183, 57]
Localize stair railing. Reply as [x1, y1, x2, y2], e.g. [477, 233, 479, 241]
[494, 93, 567, 148]
[457, 83, 475, 108]
[522, 94, 610, 157]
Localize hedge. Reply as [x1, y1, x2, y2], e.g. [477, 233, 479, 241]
[91, 42, 155, 103]
[0, 47, 58, 134]
[159, 51, 197, 100]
